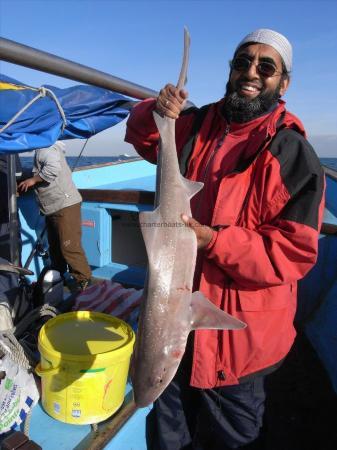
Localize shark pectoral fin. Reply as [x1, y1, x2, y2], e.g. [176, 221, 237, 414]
[181, 177, 204, 199]
[139, 209, 161, 254]
[190, 291, 246, 330]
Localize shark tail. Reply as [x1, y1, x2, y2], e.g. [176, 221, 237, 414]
[153, 111, 173, 140]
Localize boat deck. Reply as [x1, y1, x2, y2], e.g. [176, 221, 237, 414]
[25, 386, 151, 450]
[7, 160, 337, 449]
[3, 306, 337, 450]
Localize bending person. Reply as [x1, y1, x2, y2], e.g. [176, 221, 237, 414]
[18, 141, 91, 292]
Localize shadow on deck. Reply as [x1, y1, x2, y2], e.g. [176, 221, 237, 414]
[252, 328, 337, 450]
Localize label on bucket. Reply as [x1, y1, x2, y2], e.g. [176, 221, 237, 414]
[72, 409, 81, 418]
[53, 402, 61, 414]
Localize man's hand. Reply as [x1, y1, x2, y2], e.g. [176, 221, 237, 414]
[181, 214, 214, 249]
[155, 84, 188, 119]
[18, 175, 42, 193]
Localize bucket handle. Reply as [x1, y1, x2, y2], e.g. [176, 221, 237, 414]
[35, 362, 60, 376]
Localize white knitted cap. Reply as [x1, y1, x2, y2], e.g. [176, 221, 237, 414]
[235, 29, 292, 72]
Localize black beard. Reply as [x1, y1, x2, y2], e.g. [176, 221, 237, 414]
[223, 80, 282, 123]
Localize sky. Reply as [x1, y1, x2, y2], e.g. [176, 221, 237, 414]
[0, 0, 337, 157]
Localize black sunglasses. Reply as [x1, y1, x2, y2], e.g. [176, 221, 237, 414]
[230, 56, 282, 78]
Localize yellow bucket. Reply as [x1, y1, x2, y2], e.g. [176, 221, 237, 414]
[36, 311, 135, 424]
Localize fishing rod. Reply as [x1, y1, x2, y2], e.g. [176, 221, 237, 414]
[70, 139, 89, 172]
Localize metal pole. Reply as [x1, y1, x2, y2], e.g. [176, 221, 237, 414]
[0, 37, 194, 107]
[7, 154, 19, 265]
[0, 37, 159, 100]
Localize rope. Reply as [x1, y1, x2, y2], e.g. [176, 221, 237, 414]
[0, 302, 59, 368]
[23, 410, 32, 438]
[0, 303, 59, 436]
[41, 87, 67, 131]
[19, 337, 39, 367]
[0, 93, 42, 134]
[0, 331, 34, 437]
[0, 86, 67, 134]
[0, 331, 30, 370]
[91, 423, 99, 434]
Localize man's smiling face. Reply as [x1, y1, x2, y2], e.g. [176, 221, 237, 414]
[230, 43, 289, 99]
[224, 43, 290, 123]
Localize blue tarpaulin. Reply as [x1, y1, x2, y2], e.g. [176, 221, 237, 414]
[0, 74, 134, 153]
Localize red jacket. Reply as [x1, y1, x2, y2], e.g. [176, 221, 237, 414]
[125, 98, 325, 388]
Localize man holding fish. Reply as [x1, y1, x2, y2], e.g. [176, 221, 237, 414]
[125, 29, 324, 449]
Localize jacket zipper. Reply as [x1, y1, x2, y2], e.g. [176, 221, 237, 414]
[201, 124, 231, 181]
[234, 137, 269, 226]
[195, 124, 231, 219]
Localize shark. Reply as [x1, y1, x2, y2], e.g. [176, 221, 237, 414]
[131, 28, 246, 407]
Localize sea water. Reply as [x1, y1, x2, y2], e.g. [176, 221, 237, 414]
[20, 156, 337, 171]
[20, 155, 137, 171]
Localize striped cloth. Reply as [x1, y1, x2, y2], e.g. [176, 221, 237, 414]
[72, 281, 143, 329]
